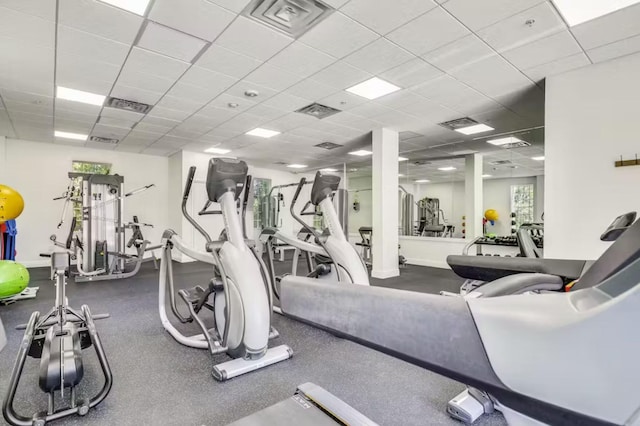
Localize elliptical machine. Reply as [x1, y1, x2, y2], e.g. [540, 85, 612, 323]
[260, 171, 370, 292]
[3, 250, 112, 426]
[158, 158, 292, 381]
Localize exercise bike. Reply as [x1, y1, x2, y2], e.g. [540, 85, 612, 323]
[3, 250, 112, 426]
[158, 158, 292, 381]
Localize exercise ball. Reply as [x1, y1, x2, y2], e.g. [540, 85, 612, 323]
[484, 209, 499, 222]
[0, 261, 29, 299]
[0, 185, 24, 223]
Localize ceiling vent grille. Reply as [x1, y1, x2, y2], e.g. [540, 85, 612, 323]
[106, 97, 152, 114]
[314, 141, 342, 150]
[90, 136, 119, 145]
[413, 159, 432, 165]
[438, 117, 479, 131]
[242, 0, 334, 38]
[296, 102, 341, 119]
[489, 160, 512, 165]
[274, 161, 288, 165]
[499, 140, 531, 149]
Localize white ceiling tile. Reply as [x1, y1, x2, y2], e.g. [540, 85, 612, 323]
[267, 42, 337, 78]
[179, 66, 238, 93]
[155, 95, 205, 113]
[98, 115, 137, 129]
[224, 80, 279, 101]
[137, 21, 208, 63]
[262, 93, 313, 112]
[9, 111, 53, 125]
[53, 118, 94, 134]
[142, 146, 177, 156]
[587, 34, 640, 63]
[3, 100, 52, 117]
[395, 97, 459, 122]
[56, 54, 119, 94]
[205, 127, 244, 139]
[503, 30, 582, 70]
[379, 58, 443, 88]
[217, 113, 266, 133]
[322, 0, 350, 8]
[134, 121, 173, 134]
[0, 0, 55, 21]
[299, 12, 379, 58]
[196, 44, 263, 78]
[1, 90, 53, 107]
[411, 75, 494, 113]
[523, 52, 590, 82]
[442, 0, 543, 31]
[126, 129, 166, 142]
[318, 91, 369, 111]
[477, 2, 565, 53]
[343, 38, 415, 74]
[348, 102, 393, 118]
[205, 0, 251, 13]
[110, 84, 164, 105]
[101, 106, 145, 122]
[372, 89, 423, 109]
[148, 106, 193, 121]
[167, 81, 228, 104]
[245, 104, 288, 121]
[148, 0, 235, 41]
[571, 3, 640, 50]
[115, 144, 144, 153]
[116, 68, 176, 94]
[55, 98, 102, 116]
[0, 6, 55, 48]
[123, 47, 191, 81]
[341, 0, 437, 34]
[386, 7, 469, 56]
[0, 38, 54, 95]
[423, 34, 496, 73]
[140, 114, 181, 128]
[58, 0, 143, 44]
[285, 78, 340, 100]
[311, 61, 372, 89]
[57, 25, 129, 67]
[264, 112, 318, 132]
[92, 123, 130, 138]
[451, 55, 534, 98]
[215, 16, 293, 61]
[54, 107, 99, 125]
[245, 63, 305, 91]
[203, 94, 252, 113]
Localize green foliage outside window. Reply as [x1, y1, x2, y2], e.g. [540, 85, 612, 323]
[510, 184, 535, 228]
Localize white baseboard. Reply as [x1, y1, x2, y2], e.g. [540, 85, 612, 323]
[404, 258, 451, 270]
[371, 268, 400, 279]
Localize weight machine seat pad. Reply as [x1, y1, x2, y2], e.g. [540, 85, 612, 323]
[447, 255, 587, 282]
[472, 273, 564, 297]
[279, 276, 506, 391]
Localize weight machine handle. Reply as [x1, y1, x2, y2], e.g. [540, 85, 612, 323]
[183, 166, 196, 203]
[291, 177, 306, 209]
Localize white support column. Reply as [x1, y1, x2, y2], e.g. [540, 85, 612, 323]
[371, 128, 399, 279]
[465, 153, 483, 239]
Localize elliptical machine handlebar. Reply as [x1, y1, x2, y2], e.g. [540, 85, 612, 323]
[182, 166, 213, 244]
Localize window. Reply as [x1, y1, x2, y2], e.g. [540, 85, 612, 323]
[70, 161, 112, 230]
[252, 178, 271, 229]
[510, 184, 535, 228]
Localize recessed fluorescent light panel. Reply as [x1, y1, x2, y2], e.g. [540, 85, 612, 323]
[205, 147, 231, 154]
[438, 166, 456, 171]
[55, 130, 88, 141]
[455, 124, 494, 135]
[398, 157, 408, 161]
[98, 0, 151, 16]
[348, 150, 372, 156]
[399, 174, 405, 177]
[346, 77, 401, 100]
[57, 86, 105, 106]
[246, 128, 280, 138]
[415, 179, 430, 183]
[321, 168, 338, 172]
[482, 174, 492, 178]
[532, 156, 545, 161]
[287, 164, 307, 169]
[551, 0, 640, 26]
[487, 137, 522, 146]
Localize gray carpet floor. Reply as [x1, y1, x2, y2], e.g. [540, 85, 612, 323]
[0, 259, 507, 426]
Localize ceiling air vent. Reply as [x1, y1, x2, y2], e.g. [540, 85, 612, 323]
[499, 140, 531, 149]
[274, 161, 288, 165]
[314, 142, 342, 150]
[438, 117, 479, 131]
[489, 160, 512, 166]
[242, 0, 335, 39]
[90, 136, 119, 145]
[296, 103, 341, 119]
[106, 97, 153, 114]
[413, 160, 432, 165]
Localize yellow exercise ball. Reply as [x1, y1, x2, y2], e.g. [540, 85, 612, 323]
[484, 209, 499, 222]
[0, 185, 24, 223]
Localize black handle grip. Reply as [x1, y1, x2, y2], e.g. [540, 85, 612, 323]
[183, 166, 196, 202]
[198, 210, 222, 215]
[292, 178, 306, 207]
[243, 175, 252, 206]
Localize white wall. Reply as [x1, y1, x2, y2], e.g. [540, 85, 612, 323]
[545, 52, 640, 260]
[0, 138, 170, 267]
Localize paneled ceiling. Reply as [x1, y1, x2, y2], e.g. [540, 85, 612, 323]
[1, 0, 639, 174]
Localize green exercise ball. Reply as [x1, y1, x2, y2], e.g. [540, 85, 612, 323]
[0, 261, 30, 299]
